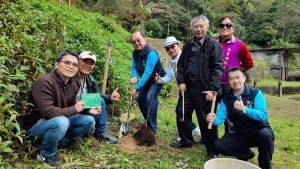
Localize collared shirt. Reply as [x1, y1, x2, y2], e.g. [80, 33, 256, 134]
[161, 51, 182, 84]
[76, 77, 88, 100]
[218, 35, 233, 46]
[191, 37, 205, 52]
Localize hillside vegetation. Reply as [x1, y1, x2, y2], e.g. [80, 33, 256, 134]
[0, 0, 133, 159]
[1, 1, 300, 168]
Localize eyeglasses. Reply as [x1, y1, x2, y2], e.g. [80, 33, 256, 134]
[165, 44, 176, 51]
[218, 23, 233, 29]
[60, 60, 79, 68]
[81, 59, 95, 66]
[131, 39, 143, 45]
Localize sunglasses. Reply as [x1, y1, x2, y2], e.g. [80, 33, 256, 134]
[60, 60, 79, 68]
[165, 44, 176, 51]
[218, 23, 233, 29]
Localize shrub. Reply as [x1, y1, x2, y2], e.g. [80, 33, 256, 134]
[145, 19, 163, 38]
[0, 0, 133, 161]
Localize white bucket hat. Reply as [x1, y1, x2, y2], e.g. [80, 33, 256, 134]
[163, 36, 180, 47]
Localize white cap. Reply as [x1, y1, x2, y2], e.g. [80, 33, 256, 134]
[79, 51, 96, 63]
[163, 36, 180, 47]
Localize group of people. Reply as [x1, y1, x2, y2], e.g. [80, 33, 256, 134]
[20, 14, 274, 169]
[20, 50, 120, 167]
[130, 15, 274, 169]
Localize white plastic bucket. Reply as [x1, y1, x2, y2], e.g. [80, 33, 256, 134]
[204, 158, 261, 169]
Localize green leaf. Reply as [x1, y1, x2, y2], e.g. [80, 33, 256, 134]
[6, 84, 19, 92]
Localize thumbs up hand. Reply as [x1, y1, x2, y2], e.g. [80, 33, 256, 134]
[111, 87, 120, 102]
[234, 96, 246, 112]
[155, 73, 162, 84]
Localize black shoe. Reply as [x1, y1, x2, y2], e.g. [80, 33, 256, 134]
[170, 141, 192, 148]
[94, 133, 117, 144]
[248, 150, 255, 160]
[238, 150, 255, 161]
[37, 152, 60, 167]
[207, 154, 218, 161]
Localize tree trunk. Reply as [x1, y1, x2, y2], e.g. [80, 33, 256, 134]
[102, 40, 112, 94]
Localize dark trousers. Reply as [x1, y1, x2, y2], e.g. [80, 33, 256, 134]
[217, 84, 233, 133]
[214, 126, 274, 169]
[176, 86, 218, 156]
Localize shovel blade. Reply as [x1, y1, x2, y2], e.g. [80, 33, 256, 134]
[119, 122, 130, 138]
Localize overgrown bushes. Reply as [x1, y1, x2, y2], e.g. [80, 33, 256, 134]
[0, 0, 133, 162]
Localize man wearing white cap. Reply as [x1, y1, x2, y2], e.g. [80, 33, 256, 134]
[155, 36, 200, 146]
[155, 36, 181, 84]
[75, 51, 120, 144]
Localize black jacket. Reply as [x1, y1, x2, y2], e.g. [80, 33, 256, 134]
[176, 35, 224, 94]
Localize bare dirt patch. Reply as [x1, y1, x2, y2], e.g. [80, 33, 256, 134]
[117, 134, 139, 153]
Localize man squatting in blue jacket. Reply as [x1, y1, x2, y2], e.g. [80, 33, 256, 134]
[207, 67, 274, 169]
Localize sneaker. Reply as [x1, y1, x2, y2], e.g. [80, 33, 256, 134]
[76, 136, 85, 145]
[238, 149, 255, 161]
[176, 137, 181, 142]
[36, 152, 60, 167]
[94, 133, 117, 144]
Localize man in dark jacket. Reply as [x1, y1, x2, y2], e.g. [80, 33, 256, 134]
[21, 50, 95, 167]
[75, 51, 120, 144]
[175, 15, 224, 160]
[207, 67, 274, 169]
[130, 31, 165, 132]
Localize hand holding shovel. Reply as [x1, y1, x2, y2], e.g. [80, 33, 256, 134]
[203, 91, 217, 129]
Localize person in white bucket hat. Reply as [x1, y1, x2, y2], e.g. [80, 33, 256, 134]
[155, 36, 201, 146]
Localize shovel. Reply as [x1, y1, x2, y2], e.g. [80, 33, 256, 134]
[119, 95, 133, 138]
[202, 91, 217, 129]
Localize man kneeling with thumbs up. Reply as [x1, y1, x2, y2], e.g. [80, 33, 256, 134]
[207, 67, 274, 169]
[75, 51, 120, 144]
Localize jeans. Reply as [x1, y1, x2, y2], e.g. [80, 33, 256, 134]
[27, 114, 95, 157]
[94, 97, 107, 134]
[137, 83, 163, 132]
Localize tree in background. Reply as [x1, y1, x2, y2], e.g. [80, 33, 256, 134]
[79, 0, 300, 48]
[145, 19, 163, 38]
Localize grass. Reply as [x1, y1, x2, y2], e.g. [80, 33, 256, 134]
[256, 79, 300, 87]
[5, 93, 300, 169]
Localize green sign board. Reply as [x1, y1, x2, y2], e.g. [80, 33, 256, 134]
[81, 93, 101, 108]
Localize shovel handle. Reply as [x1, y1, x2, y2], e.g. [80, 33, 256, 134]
[208, 94, 217, 129]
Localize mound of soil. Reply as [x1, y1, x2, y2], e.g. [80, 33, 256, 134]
[133, 124, 156, 146]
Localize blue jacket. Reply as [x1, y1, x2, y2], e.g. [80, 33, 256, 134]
[132, 44, 165, 90]
[214, 86, 269, 132]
